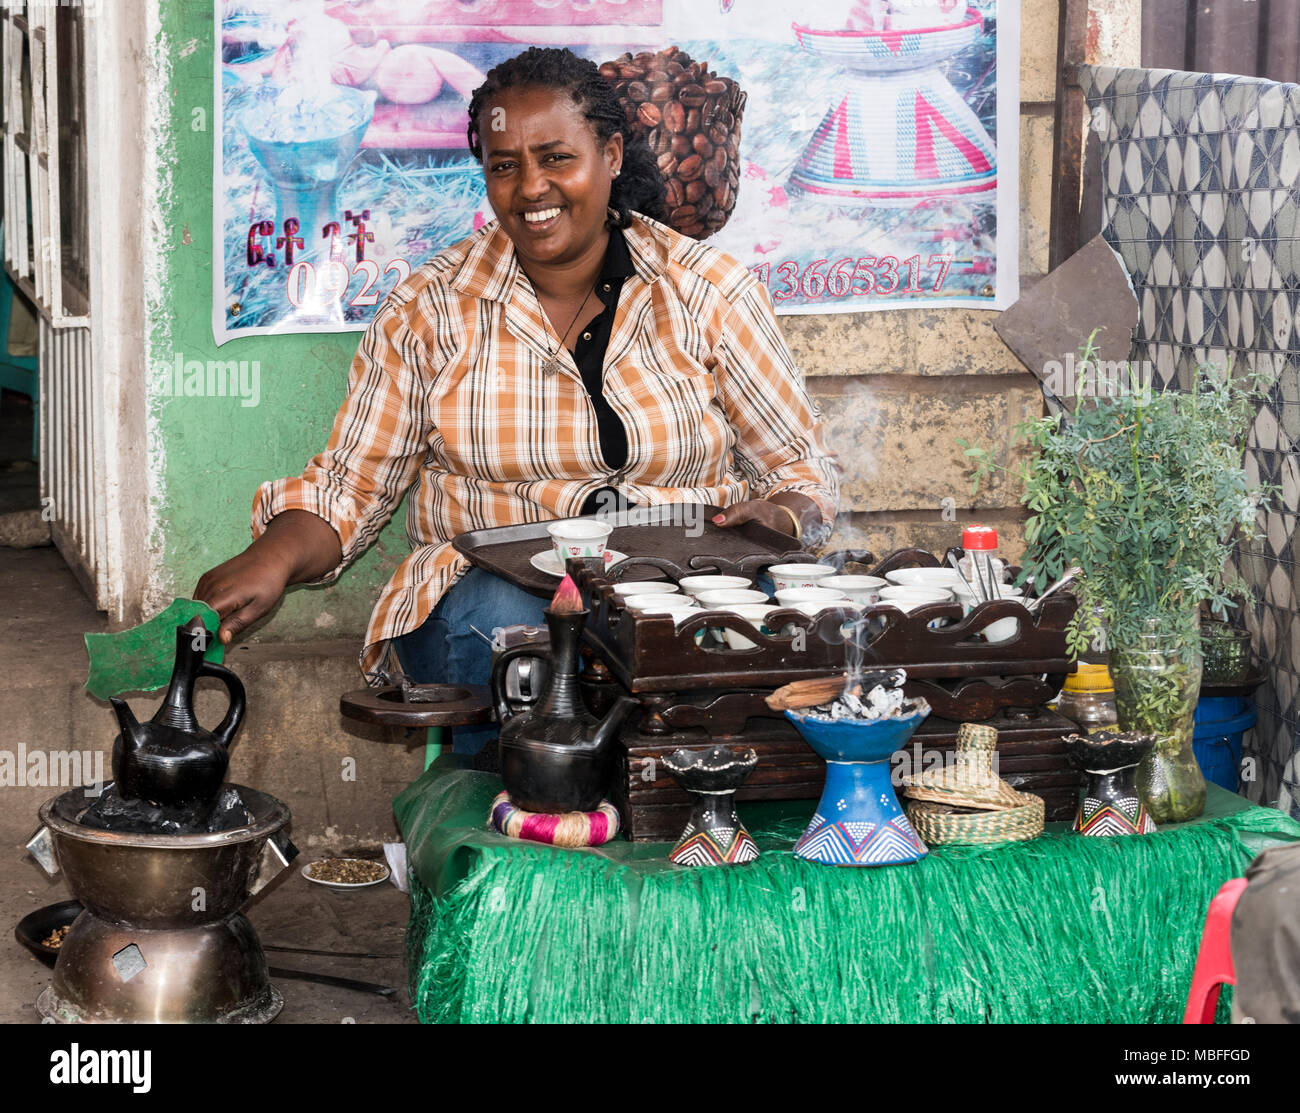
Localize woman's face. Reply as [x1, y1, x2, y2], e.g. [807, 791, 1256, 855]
[479, 85, 623, 272]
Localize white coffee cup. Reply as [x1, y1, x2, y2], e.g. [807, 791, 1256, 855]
[953, 585, 1025, 643]
[878, 585, 954, 604]
[717, 604, 779, 650]
[776, 598, 862, 634]
[612, 581, 680, 598]
[623, 595, 698, 614]
[820, 574, 887, 604]
[877, 586, 955, 629]
[546, 519, 613, 563]
[678, 574, 752, 596]
[775, 586, 854, 609]
[623, 597, 701, 627]
[884, 567, 966, 590]
[696, 588, 772, 608]
[768, 563, 838, 592]
[618, 590, 692, 608]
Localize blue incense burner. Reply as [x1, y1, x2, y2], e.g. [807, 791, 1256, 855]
[785, 699, 931, 866]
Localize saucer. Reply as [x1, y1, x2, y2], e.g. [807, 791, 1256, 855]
[530, 549, 628, 577]
[301, 859, 391, 891]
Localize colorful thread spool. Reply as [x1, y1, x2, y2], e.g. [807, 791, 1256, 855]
[488, 791, 620, 848]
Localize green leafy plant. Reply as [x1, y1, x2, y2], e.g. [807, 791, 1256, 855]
[958, 333, 1274, 821]
[959, 332, 1273, 657]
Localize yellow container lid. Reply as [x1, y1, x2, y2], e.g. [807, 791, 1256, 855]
[1063, 663, 1114, 693]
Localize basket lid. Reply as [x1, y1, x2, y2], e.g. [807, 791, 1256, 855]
[900, 722, 1023, 811]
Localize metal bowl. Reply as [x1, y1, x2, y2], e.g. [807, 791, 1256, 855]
[301, 858, 390, 891]
[14, 900, 84, 967]
[39, 784, 290, 928]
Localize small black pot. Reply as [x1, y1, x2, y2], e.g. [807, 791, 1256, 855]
[499, 735, 612, 814]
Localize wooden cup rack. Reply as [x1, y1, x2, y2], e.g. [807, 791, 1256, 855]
[562, 548, 1084, 840]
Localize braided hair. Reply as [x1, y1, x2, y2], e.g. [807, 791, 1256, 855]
[466, 47, 668, 229]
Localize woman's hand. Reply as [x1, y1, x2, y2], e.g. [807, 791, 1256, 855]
[195, 510, 343, 646]
[712, 493, 821, 541]
[195, 548, 294, 647]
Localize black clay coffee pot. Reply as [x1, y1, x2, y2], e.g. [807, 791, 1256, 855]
[492, 605, 637, 815]
[110, 619, 246, 809]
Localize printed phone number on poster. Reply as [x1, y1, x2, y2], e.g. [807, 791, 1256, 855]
[280, 259, 413, 310]
[751, 254, 956, 301]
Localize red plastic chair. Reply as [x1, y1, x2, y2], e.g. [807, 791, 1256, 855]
[1182, 877, 1249, 1023]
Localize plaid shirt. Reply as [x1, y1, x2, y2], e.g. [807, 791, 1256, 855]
[253, 213, 841, 674]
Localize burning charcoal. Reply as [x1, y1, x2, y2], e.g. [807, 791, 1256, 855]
[797, 669, 921, 724]
[80, 783, 253, 835]
[840, 691, 868, 717]
[204, 786, 255, 831]
[864, 684, 905, 716]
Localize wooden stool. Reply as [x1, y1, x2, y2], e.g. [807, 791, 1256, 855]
[340, 684, 494, 766]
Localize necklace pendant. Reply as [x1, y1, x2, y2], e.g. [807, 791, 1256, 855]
[540, 353, 563, 376]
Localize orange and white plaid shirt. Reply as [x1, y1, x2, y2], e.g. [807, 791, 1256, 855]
[253, 213, 840, 674]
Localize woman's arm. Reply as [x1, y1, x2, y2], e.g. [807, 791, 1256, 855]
[195, 510, 343, 644]
[707, 280, 841, 542]
[196, 302, 433, 644]
[713, 490, 824, 542]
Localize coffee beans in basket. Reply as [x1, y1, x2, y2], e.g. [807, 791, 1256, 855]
[600, 46, 747, 240]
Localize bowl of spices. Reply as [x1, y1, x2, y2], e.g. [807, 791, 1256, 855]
[302, 858, 390, 891]
[15, 899, 84, 965]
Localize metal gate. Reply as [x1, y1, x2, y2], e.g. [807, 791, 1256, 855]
[2, 1, 103, 606]
[39, 319, 104, 605]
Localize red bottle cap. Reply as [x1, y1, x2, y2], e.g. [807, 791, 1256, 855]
[962, 525, 998, 551]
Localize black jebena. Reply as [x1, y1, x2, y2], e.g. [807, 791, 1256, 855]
[492, 605, 637, 814]
[82, 618, 248, 833]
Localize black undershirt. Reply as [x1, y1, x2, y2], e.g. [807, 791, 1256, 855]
[574, 229, 635, 516]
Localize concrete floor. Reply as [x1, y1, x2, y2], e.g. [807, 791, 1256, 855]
[0, 396, 421, 1024]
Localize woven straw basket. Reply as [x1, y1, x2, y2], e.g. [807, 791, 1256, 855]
[907, 792, 1045, 846]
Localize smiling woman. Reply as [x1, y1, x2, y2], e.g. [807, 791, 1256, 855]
[196, 47, 841, 756]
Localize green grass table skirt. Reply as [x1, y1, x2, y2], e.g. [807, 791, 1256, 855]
[394, 760, 1300, 1024]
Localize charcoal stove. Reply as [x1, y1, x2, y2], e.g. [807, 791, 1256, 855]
[565, 548, 1083, 841]
[27, 784, 296, 1023]
[25, 618, 297, 1023]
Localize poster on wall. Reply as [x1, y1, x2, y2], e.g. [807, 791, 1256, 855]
[214, 0, 1018, 345]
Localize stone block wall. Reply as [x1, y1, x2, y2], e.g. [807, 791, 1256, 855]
[791, 5, 1060, 565]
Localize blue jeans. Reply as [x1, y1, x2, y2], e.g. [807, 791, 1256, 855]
[391, 567, 548, 755]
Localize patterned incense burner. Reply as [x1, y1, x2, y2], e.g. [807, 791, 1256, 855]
[788, 12, 996, 204]
[784, 684, 931, 866]
[662, 746, 760, 866]
[1064, 731, 1158, 836]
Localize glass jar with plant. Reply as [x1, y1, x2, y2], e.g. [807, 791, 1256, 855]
[960, 336, 1273, 822]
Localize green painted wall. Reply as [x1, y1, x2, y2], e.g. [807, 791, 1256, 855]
[150, 1, 405, 645]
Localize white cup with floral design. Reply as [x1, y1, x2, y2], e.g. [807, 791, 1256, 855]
[546, 519, 614, 563]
